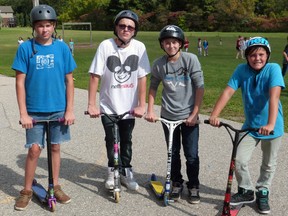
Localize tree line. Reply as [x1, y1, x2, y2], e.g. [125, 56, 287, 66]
[1, 0, 288, 32]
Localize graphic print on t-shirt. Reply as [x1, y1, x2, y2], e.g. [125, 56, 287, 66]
[106, 55, 139, 83]
[165, 66, 189, 90]
[36, 54, 54, 70]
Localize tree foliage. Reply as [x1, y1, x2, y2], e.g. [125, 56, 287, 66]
[0, 0, 287, 31]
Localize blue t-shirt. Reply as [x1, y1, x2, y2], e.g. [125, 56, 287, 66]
[228, 63, 285, 139]
[12, 39, 77, 112]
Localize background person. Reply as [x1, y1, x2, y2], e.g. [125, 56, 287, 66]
[183, 37, 189, 52]
[282, 42, 288, 76]
[235, 35, 242, 59]
[197, 38, 202, 56]
[17, 37, 24, 45]
[203, 38, 208, 56]
[69, 38, 74, 56]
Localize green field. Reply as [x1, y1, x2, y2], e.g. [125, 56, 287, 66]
[1, 27, 288, 131]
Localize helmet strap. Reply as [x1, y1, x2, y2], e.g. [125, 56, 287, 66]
[164, 47, 181, 58]
[116, 37, 132, 48]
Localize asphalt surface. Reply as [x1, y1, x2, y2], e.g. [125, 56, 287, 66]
[0, 75, 287, 216]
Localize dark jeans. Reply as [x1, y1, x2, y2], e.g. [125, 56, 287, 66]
[162, 122, 200, 189]
[101, 115, 135, 172]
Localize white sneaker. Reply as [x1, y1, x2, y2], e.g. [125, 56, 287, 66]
[105, 167, 114, 190]
[120, 168, 139, 191]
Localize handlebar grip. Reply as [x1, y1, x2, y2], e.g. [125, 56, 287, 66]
[204, 120, 209, 124]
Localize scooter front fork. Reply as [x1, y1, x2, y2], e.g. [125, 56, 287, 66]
[163, 181, 174, 206]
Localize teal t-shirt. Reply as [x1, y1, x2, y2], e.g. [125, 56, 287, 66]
[228, 63, 285, 139]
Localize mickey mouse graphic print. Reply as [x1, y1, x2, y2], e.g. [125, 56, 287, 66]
[88, 38, 150, 115]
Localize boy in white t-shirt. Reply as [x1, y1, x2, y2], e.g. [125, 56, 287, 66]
[87, 10, 150, 191]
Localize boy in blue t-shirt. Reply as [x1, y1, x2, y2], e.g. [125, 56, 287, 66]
[208, 37, 284, 214]
[12, 5, 76, 211]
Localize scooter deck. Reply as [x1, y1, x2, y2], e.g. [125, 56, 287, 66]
[230, 203, 244, 216]
[150, 174, 164, 199]
[32, 181, 47, 203]
[151, 181, 164, 198]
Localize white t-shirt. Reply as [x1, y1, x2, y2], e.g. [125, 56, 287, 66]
[89, 38, 150, 118]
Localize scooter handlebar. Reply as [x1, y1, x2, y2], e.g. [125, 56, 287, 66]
[19, 118, 65, 125]
[204, 119, 274, 135]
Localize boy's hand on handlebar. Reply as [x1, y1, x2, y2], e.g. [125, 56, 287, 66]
[64, 111, 75, 125]
[186, 115, 198, 126]
[20, 115, 33, 129]
[133, 106, 146, 118]
[208, 116, 221, 127]
[144, 112, 157, 122]
[259, 124, 274, 136]
[87, 106, 100, 118]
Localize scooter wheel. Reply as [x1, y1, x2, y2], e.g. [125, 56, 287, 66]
[50, 201, 56, 212]
[115, 191, 120, 203]
[32, 179, 37, 186]
[164, 196, 169, 206]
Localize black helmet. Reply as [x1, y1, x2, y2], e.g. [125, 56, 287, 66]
[159, 25, 185, 49]
[245, 37, 271, 58]
[114, 10, 139, 37]
[30, 5, 57, 25]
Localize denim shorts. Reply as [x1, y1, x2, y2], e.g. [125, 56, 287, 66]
[25, 111, 70, 149]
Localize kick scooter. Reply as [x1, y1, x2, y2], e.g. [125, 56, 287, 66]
[20, 118, 64, 212]
[149, 118, 199, 206]
[85, 111, 130, 203]
[204, 120, 263, 216]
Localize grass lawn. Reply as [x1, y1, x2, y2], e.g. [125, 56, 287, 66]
[1, 27, 288, 131]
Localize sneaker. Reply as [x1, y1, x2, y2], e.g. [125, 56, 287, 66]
[54, 185, 71, 204]
[120, 168, 139, 191]
[256, 189, 270, 214]
[105, 167, 114, 190]
[188, 188, 200, 204]
[170, 182, 183, 201]
[14, 189, 33, 211]
[230, 187, 254, 205]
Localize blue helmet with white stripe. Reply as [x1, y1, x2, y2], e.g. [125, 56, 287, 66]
[245, 37, 271, 58]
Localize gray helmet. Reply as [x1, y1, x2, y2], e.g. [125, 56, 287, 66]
[159, 25, 185, 49]
[114, 10, 139, 37]
[245, 37, 271, 58]
[30, 5, 57, 24]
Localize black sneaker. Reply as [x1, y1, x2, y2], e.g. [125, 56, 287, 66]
[230, 187, 255, 205]
[256, 189, 270, 214]
[170, 182, 183, 201]
[188, 188, 200, 204]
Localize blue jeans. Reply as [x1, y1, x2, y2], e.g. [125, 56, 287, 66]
[26, 111, 70, 149]
[162, 122, 200, 189]
[101, 115, 135, 172]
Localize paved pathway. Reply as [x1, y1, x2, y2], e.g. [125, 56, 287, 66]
[0, 76, 287, 215]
